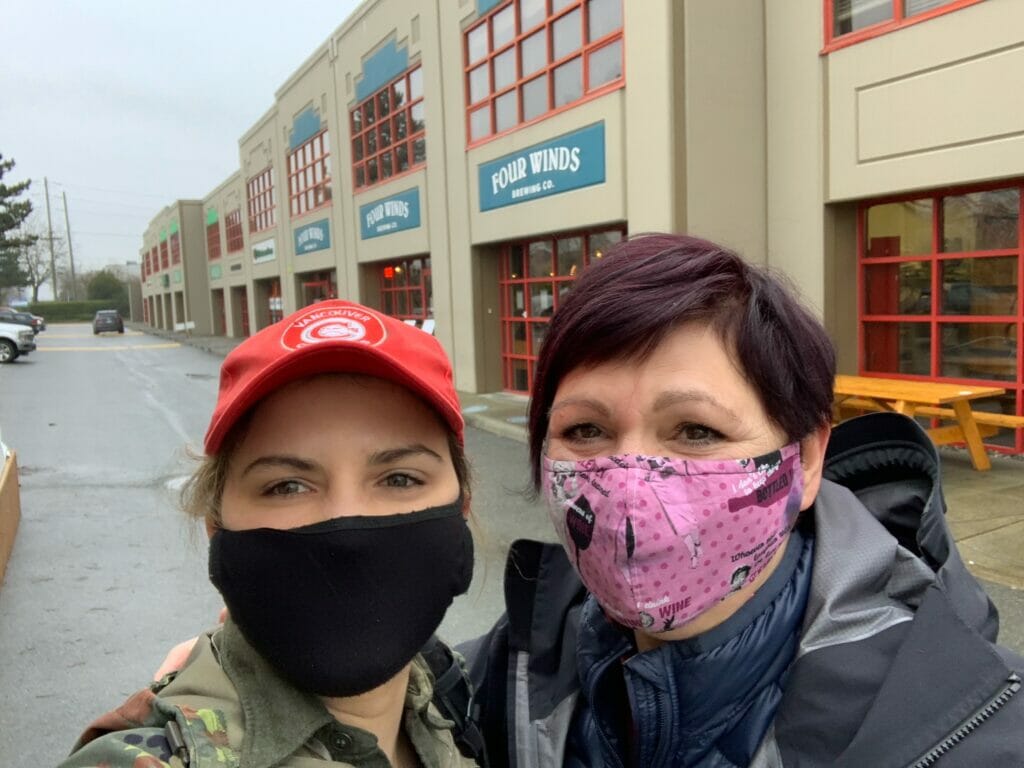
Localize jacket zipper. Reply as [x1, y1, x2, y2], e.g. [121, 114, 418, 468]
[907, 672, 1020, 768]
[591, 652, 626, 768]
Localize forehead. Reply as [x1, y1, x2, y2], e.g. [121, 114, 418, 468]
[554, 323, 751, 401]
[240, 374, 447, 445]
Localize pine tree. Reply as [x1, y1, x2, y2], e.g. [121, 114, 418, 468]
[0, 154, 34, 292]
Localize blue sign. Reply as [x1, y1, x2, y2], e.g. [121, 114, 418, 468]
[360, 188, 421, 239]
[478, 122, 606, 212]
[293, 218, 331, 255]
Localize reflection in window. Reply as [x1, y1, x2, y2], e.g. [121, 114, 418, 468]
[378, 256, 432, 321]
[942, 189, 1019, 252]
[866, 199, 933, 256]
[864, 262, 931, 315]
[941, 257, 1018, 316]
[500, 225, 627, 393]
[833, 0, 894, 37]
[351, 66, 425, 191]
[554, 58, 582, 108]
[464, 0, 623, 142]
[863, 321, 931, 376]
[941, 324, 1017, 382]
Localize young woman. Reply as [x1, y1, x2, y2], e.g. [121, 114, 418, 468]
[61, 300, 478, 768]
[464, 233, 1024, 767]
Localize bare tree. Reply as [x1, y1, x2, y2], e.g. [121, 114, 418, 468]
[19, 233, 54, 303]
[16, 212, 66, 302]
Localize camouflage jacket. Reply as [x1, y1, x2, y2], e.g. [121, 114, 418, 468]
[59, 620, 478, 768]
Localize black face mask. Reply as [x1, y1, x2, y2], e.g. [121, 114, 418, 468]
[208, 497, 473, 697]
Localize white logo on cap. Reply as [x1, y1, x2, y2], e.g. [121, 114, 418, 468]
[281, 304, 388, 350]
[300, 318, 366, 345]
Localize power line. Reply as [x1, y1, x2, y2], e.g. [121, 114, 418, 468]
[39, 178, 171, 201]
[73, 231, 145, 239]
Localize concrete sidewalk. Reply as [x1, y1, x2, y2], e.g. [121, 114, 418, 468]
[141, 325, 1024, 589]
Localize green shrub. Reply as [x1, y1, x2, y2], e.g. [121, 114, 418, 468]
[28, 300, 129, 322]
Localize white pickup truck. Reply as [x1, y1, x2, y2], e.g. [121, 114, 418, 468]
[0, 320, 36, 363]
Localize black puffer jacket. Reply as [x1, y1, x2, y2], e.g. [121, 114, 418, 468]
[461, 413, 1024, 767]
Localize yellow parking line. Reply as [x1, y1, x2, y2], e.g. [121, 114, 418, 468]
[42, 332, 147, 338]
[36, 343, 182, 352]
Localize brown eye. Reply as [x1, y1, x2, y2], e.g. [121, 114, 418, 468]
[564, 423, 603, 441]
[677, 423, 721, 445]
[266, 480, 310, 496]
[382, 472, 422, 489]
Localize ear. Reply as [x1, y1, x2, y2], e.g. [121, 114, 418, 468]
[798, 423, 831, 511]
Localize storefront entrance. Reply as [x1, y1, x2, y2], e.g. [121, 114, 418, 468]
[860, 181, 1023, 451]
[297, 270, 337, 308]
[499, 226, 625, 393]
[378, 256, 432, 322]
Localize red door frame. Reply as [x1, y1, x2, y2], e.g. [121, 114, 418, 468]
[857, 179, 1024, 453]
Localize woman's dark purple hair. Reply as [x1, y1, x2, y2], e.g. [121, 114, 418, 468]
[528, 233, 836, 490]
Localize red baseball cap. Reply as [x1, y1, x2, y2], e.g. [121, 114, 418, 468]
[204, 300, 463, 453]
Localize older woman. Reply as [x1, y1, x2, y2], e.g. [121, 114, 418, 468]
[464, 234, 1023, 767]
[61, 300, 478, 768]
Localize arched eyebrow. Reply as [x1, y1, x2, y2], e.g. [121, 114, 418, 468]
[652, 389, 742, 423]
[368, 444, 444, 465]
[549, 398, 611, 417]
[240, 455, 317, 478]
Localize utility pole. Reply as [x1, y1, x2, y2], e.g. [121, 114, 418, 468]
[43, 177, 58, 300]
[61, 191, 77, 300]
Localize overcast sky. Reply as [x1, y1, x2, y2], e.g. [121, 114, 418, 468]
[1, 0, 362, 283]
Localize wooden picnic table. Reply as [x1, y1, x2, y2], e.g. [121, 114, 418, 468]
[833, 374, 1006, 471]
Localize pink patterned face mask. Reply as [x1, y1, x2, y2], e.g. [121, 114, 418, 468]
[542, 444, 804, 632]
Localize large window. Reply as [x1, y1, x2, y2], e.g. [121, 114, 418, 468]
[352, 66, 425, 190]
[225, 208, 244, 253]
[464, 0, 623, 145]
[378, 256, 432, 321]
[160, 240, 169, 270]
[150, 246, 158, 274]
[170, 230, 181, 265]
[825, 0, 984, 50]
[289, 131, 332, 217]
[860, 182, 1023, 450]
[247, 167, 276, 233]
[500, 225, 624, 393]
[206, 218, 222, 261]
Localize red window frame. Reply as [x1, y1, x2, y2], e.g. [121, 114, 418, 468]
[247, 166, 276, 233]
[823, 0, 985, 52]
[268, 279, 283, 324]
[499, 225, 625, 393]
[464, 0, 624, 147]
[378, 256, 432, 321]
[170, 231, 181, 265]
[150, 246, 159, 273]
[288, 130, 332, 218]
[206, 219, 222, 260]
[160, 240, 169, 270]
[858, 179, 1024, 453]
[351, 66, 426, 191]
[225, 209, 244, 253]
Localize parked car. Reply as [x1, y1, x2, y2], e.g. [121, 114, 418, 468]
[92, 309, 124, 334]
[0, 320, 37, 362]
[0, 308, 41, 334]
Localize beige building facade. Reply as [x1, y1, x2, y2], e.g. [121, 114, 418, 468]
[139, 0, 1024, 452]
